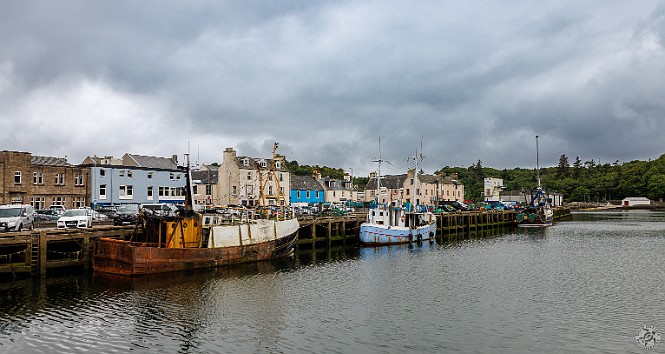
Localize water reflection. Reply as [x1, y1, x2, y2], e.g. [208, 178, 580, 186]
[2, 211, 665, 353]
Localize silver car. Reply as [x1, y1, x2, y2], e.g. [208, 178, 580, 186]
[0, 204, 35, 232]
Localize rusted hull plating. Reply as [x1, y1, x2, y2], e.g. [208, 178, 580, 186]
[93, 231, 297, 275]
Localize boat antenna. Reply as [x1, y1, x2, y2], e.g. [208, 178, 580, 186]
[536, 135, 541, 189]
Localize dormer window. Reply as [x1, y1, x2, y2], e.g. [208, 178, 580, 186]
[260, 161, 267, 168]
[242, 158, 249, 166]
[275, 161, 281, 169]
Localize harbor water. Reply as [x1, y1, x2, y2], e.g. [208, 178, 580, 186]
[1, 210, 664, 353]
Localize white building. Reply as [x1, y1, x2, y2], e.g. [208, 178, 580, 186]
[621, 197, 651, 206]
[484, 178, 504, 201]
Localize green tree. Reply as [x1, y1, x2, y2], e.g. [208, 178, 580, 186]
[557, 154, 569, 178]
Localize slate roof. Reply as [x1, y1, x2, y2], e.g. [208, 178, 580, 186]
[126, 154, 179, 170]
[192, 170, 219, 184]
[236, 156, 288, 172]
[31, 156, 72, 167]
[364, 174, 407, 190]
[290, 175, 323, 190]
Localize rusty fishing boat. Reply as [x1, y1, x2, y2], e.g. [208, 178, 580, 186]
[93, 145, 299, 275]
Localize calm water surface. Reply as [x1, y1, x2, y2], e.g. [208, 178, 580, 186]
[1, 210, 664, 353]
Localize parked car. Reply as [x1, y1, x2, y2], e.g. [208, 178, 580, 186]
[141, 203, 178, 217]
[48, 205, 66, 214]
[437, 201, 468, 211]
[57, 209, 93, 229]
[113, 204, 140, 226]
[96, 205, 118, 218]
[0, 204, 35, 231]
[36, 209, 61, 221]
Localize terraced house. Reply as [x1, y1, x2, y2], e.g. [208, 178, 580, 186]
[81, 154, 185, 208]
[0, 150, 89, 209]
[364, 170, 464, 205]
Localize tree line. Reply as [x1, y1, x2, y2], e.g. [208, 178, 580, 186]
[282, 154, 665, 203]
[437, 154, 665, 203]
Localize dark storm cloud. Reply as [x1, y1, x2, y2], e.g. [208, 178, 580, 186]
[1, 1, 664, 176]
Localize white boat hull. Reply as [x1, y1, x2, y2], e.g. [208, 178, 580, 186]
[359, 222, 436, 245]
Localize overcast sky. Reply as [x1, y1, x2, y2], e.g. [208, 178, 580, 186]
[1, 1, 664, 176]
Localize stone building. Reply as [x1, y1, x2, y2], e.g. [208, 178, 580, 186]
[217, 147, 290, 207]
[0, 150, 89, 209]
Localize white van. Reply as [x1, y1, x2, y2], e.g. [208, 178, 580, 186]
[0, 204, 35, 232]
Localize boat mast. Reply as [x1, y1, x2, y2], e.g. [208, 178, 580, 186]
[373, 138, 383, 205]
[536, 135, 541, 189]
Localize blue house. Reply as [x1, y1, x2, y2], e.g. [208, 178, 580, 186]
[81, 153, 186, 208]
[290, 175, 324, 206]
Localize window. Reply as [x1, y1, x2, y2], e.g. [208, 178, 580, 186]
[279, 173, 283, 182]
[306, 191, 311, 198]
[100, 169, 106, 177]
[159, 187, 166, 197]
[75, 174, 84, 186]
[232, 186, 237, 195]
[333, 191, 336, 197]
[247, 172, 252, 180]
[74, 197, 86, 209]
[246, 185, 253, 195]
[242, 158, 249, 166]
[205, 185, 212, 195]
[147, 172, 153, 179]
[119, 170, 125, 177]
[170, 173, 175, 180]
[127, 171, 132, 178]
[261, 161, 267, 168]
[33, 172, 43, 185]
[30, 196, 45, 209]
[268, 186, 273, 195]
[147, 186, 153, 200]
[297, 191, 301, 198]
[14, 171, 21, 184]
[275, 161, 281, 169]
[119, 185, 133, 199]
[193, 185, 198, 194]
[54, 173, 65, 185]
[176, 174, 181, 180]
[99, 184, 107, 199]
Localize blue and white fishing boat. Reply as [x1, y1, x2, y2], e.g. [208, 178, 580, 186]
[359, 143, 437, 245]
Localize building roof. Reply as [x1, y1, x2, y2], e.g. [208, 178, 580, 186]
[126, 154, 179, 170]
[622, 197, 650, 201]
[236, 156, 288, 172]
[365, 174, 407, 190]
[31, 156, 72, 167]
[290, 175, 323, 191]
[192, 170, 219, 184]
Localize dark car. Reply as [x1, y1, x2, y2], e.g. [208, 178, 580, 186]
[113, 204, 140, 226]
[96, 205, 118, 218]
[437, 200, 468, 211]
[35, 209, 60, 221]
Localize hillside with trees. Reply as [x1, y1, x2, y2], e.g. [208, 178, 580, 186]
[437, 154, 665, 203]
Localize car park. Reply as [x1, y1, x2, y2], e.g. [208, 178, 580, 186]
[57, 209, 93, 229]
[0, 204, 35, 231]
[113, 204, 140, 226]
